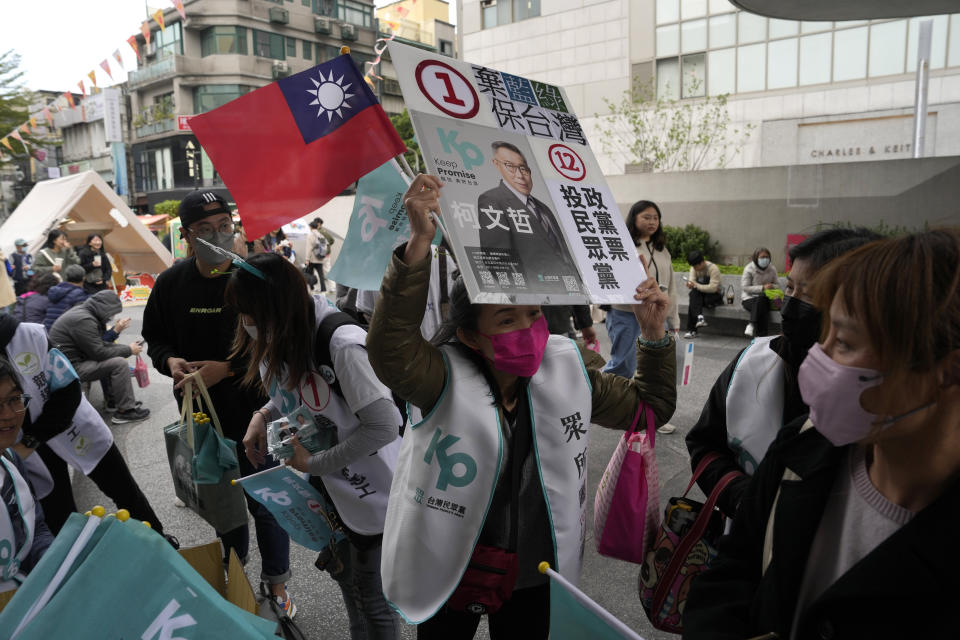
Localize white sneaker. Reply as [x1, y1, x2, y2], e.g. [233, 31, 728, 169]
[744, 323, 755, 337]
[657, 424, 677, 434]
[696, 314, 707, 328]
[683, 330, 697, 339]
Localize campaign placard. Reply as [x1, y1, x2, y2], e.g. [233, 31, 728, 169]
[388, 42, 646, 305]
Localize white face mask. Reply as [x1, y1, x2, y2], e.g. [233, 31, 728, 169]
[757, 257, 771, 269]
[243, 322, 258, 340]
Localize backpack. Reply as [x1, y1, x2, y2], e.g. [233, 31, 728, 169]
[311, 233, 329, 260]
[313, 311, 408, 434]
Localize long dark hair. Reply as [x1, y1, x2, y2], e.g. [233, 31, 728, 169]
[224, 253, 315, 391]
[626, 200, 665, 251]
[430, 277, 507, 405]
[44, 229, 66, 249]
[86, 233, 105, 252]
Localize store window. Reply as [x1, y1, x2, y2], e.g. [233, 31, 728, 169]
[254, 30, 286, 59]
[480, 0, 540, 29]
[201, 26, 248, 56]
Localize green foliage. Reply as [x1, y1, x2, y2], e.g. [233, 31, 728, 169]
[595, 77, 754, 172]
[0, 50, 47, 165]
[154, 200, 181, 217]
[390, 109, 423, 174]
[663, 224, 720, 263]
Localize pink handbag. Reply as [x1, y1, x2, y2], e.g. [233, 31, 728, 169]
[593, 402, 661, 564]
[133, 355, 150, 388]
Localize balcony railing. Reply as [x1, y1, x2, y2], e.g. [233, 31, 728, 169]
[128, 57, 176, 89]
[134, 118, 176, 139]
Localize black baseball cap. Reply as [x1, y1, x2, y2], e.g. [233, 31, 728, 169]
[178, 191, 231, 229]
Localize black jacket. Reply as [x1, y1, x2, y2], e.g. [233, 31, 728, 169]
[77, 246, 112, 285]
[685, 336, 808, 518]
[682, 418, 960, 640]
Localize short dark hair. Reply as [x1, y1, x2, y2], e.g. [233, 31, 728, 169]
[0, 357, 24, 394]
[687, 250, 704, 266]
[789, 228, 883, 273]
[627, 200, 665, 251]
[64, 264, 86, 283]
[491, 141, 525, 162]
[752, 247, 772, 266]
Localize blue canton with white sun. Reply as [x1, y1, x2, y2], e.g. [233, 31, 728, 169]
[277, 54, 378, 145]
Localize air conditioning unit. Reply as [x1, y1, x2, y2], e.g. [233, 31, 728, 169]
[340, 23, 357, 41]
[272, 60, 290, 79]
[144, 43, 157, 59]
[269, 7, 290, 24]
[314, 17, 333, 34]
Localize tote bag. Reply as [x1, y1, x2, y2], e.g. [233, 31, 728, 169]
[593, 402, 660, 564]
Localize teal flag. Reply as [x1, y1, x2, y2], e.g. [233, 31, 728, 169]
[327, 160, 440, 291]
[0, 513, 276, 640]
[238, 466, 345, 552]
[546, 567, 644, 640]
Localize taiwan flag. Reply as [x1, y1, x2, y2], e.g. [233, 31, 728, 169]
[190, 54, 406, 240]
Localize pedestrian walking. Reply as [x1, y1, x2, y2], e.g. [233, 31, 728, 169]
[142, 190, 293, 613]
[305, 218, 334, 292]
[229, 253, 403, 637]
[367, 174, 677, 639]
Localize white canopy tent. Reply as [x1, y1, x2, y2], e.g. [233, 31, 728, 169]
[0, 171, 172, 274]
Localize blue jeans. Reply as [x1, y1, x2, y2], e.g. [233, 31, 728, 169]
[218, 446, 291, 584]
[602, 309, 642, 378]
[328, 539, 401, 640]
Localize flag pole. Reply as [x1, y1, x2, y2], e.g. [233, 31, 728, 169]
[538, 562, 646, 640]
[232, 463, 290, 484]
[396, 152, 416, 180]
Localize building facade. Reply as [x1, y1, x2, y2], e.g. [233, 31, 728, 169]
[53, 88, 130, 197]
[376, 0, 456, 56]
[127, 0, 397, 209]
[459, 0, 960, 175]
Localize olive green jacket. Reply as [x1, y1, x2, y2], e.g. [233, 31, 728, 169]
[33, 247, 79, 277]
[366, 249, 677, 432]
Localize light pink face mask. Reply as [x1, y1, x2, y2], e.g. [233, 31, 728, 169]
[478, 315, 550, 377]
[798, 343, 934, 446]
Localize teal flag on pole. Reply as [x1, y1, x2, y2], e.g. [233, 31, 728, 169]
[238, 466, 344, 552]
[544, 565, 644, 640]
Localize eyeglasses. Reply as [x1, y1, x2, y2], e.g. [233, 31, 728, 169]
[190, 222, 235, 238]
[496, 161, 532, 176]
[0, 394, 30, 414]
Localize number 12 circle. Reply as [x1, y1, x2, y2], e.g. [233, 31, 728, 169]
[548, 144, 586, 181]
[415, 60, 479, 119]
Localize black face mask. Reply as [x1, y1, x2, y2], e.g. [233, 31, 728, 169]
[780, 296, 821, 368]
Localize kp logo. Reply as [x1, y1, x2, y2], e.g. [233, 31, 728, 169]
[437, 128, 483, 171]
[423, 429, 477, 491]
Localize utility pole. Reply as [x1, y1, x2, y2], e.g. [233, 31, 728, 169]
[912, 20, 933, 158]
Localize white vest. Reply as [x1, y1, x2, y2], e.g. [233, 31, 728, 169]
[725, 336, 785, 475]
[0, 453, 36, 592]
[261, 299, 399, 536]
[7, 323, 113, 479]
[381, 336, 593, 623]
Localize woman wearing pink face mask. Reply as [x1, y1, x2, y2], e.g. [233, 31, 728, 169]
[683, 228, 960, 640]
[367, 175, 677, 639]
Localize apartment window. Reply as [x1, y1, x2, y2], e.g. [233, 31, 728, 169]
[194, 85, 253, 113]
[339, 0, 373, 28]
[201, 26, 248, 56]
[286, 36, 298, 58]
[655, 3, 960, 99]
[314, 0, 336, 16]
[439, 39, 454, 57]
[317, 44, 341, 64]
[480, 0, 540, 29]
[302, 0, 310, 5]
[254, 30, 286, 59]
[153, 22, 183, 58]
[303, 40, 313, 60]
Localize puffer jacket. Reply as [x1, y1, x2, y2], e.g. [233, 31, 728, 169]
[42, 282, 88, 333]
[49, 290, 130, 365]
[366, 245, 676, 431]
[14, 292, 51, 324]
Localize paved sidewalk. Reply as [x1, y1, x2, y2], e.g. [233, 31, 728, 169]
[71, 306, 751, 640]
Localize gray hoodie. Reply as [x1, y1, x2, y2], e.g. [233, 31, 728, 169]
[49, 290, 129, 365]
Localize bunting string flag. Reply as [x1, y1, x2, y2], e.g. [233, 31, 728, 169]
[126, 35, 140, 61]
[152, 8, 165, 32]
[100, 59, 113, 80]
[141, 21, 151, 45]
[65, 92, 76, 109]
[1, 138, 12, 152]
[19, 124, 31, 136]
[77, 80, 86, 97]
[42, 108, 53, 126]
[29, 117, 37, 130]
[112, 49, 124, 67]
[11, 131, 26, 148]
[171, 0, 186, 21]
[87, 70, 97, 88]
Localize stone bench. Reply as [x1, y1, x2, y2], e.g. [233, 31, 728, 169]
[674, 272, 785, 335]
